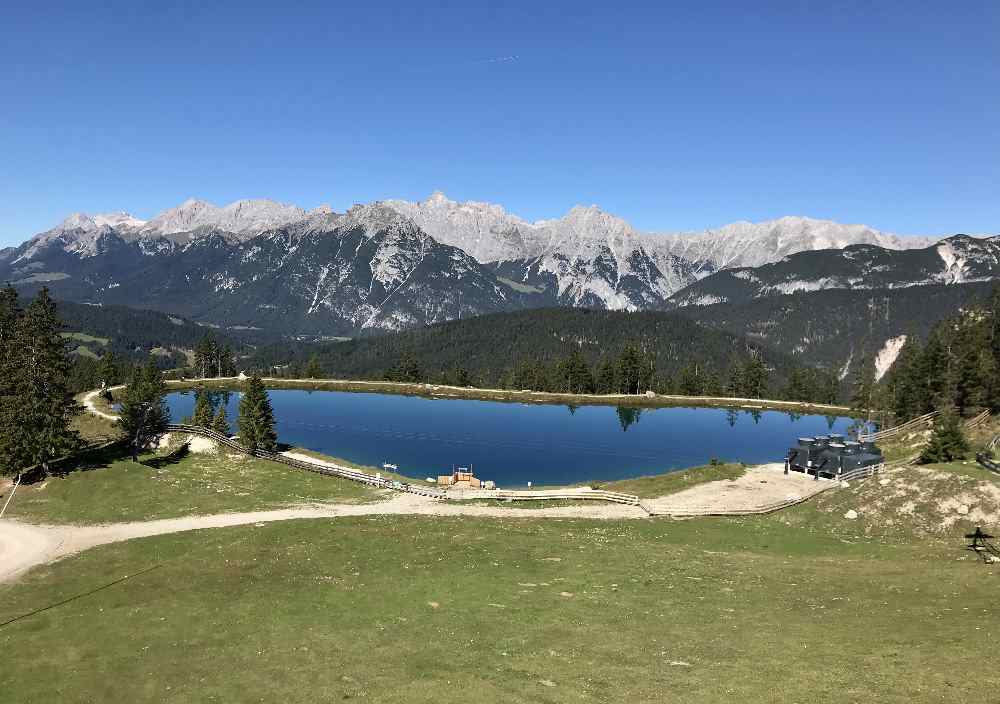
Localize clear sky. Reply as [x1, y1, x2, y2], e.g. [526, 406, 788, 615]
[2, 1, 998, 246]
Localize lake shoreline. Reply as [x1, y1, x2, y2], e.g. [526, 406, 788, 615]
[161, 376, 860, 417]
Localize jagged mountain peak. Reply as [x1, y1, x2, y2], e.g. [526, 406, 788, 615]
[138, 197, 307, 239]
[55, 210, 146, 233]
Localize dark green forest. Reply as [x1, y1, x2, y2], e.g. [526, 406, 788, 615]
[874, 286, 1000, 422]
[250, 308, 839, 402]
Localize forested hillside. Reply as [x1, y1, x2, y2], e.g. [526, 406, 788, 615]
[54, 301, 267, 391]
[876, 286, 1000, 422]
[249, 308, 837, 401]
[677, 282, 996, 373]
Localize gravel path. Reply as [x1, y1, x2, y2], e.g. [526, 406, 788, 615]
[0, 493, 646, 583]
[81, 387, 122, 421]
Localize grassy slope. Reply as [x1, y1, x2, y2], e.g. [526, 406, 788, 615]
[599, 462, 745, 496]
[0, 511, 996, 703]
[5, 447, 381, 524]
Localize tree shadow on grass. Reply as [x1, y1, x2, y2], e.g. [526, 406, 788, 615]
[20, 439, 130, 484]
[141, 443, 190, 469]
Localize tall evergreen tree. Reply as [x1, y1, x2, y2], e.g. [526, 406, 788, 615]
[555, 351, 594, 394]
[595, 358, 617, 395]
[850, 357, 876, 417]
[194, 335, 219, 378]
[0, 285, 24, 475]
[304, 355, 324, 379]
[918, 408, 969, 464]
[10, 289, 81, 475]
[192, 388, 215, 427]
[117, 361, 170, 462]
[97, 351, 118, 388]
[617, 344, 643, 394]
[238, 375, 278, 453]
[741, 357, 769, 399]
[211, 406, 231, 436]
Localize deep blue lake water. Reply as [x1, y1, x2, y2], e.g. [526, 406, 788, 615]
[165, 389, 862, 487]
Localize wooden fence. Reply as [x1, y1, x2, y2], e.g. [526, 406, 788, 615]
[463, 488, 641, 506]
[166, 424, 446, 499]
[976, 452, 1000, 475]
[965, 409, 992, 430]
[858, 411, 939, 442]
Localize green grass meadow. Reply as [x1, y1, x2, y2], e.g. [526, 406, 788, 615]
[0, 511, 996, 703]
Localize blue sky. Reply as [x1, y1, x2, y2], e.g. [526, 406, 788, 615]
[1, 1, 997, 246]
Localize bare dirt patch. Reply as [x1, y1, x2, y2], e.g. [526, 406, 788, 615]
[642, 464, 829, 514]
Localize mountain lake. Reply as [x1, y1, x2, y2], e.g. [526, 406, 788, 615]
[165, 389, 863, 487]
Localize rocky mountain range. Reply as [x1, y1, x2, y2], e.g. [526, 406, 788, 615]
[669, 235, 1000, 307]
[0, 193, 992, 338]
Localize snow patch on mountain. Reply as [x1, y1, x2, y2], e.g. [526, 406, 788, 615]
[140, 198, 308, 239]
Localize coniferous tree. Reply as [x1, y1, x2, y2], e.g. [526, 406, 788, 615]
[192, 388, 215, 428]
[741, 357, 769, 399]
[211, 406, 230, 436]
[0, 285, 24, 475]
[385, 353, 421, 383]
[117, 361, 170, 462]
[725, 361, 744, 397]
[304, 355, 324, 379]
[595, 358, 617, 395]
[450, 366, 472, 387]
[97, 351, 118, 388]
[11, 289, 81, 475]
[556, 351, 594, 394]
[617, 344, 643, 394]
[918, 408, 969, 464]
[238, 375, 277, 453]
[676, 363, 703, 396]
[194, 335, 219, 378]
[850, 357, 876, 417]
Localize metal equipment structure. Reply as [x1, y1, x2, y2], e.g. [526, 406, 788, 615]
[785, 435, 884, 481]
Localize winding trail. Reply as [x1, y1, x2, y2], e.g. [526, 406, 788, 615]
[0, 493, 645, 584]
[0, 386, 835, 585]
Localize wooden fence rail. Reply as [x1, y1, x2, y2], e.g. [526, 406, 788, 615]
[166, 424, 446, 499]
[477, 489, 640, 505]
[858, 411, 939, 442]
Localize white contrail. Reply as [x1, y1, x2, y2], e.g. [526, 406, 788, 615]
[481, 55, 519, 64]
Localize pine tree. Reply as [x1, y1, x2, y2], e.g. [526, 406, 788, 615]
[194, 335, 218, 378]
[117, 361, 170, 462]
[0, 285, 24, 475]
[192, 388, 215, 428]
[741, 357, 769, 399]
[556, 351, 594, 393]
[386, 354, 421, 383]
[11, 289, 81, 475]
[238, 375, 277, 453]
[595, 358, 617, 394]
[451, 366, 472, 387]
[887, 337, 924, 421]
[218, 344, 236, 377]
[676, 363, 703, 395]
[304, 355, 324, 379]
[211, 406, 230, 436]
[617, 344, 643, 394]
[850, 357, 876, 417]
[97, 351, 118, 389]
[918, 408, 969, 464]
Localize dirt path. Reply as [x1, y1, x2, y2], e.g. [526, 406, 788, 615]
[641, 464, 832, 515]
[81, 387, 123, 421]
[0, 493, 646, 583]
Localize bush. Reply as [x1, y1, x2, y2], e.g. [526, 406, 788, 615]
[918, 409, 969, 464]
